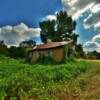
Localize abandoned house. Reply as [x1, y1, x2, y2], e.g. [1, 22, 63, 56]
[27, 40, 73, 63]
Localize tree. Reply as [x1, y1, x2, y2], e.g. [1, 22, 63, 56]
[40, 30, 48, 43]
[19, 40, 36, 47]
[8, 46, 26, 58]
[75, 44, 85, 58]
[87, 51, 100, 59]
[39, 10, 78, 43]
[40, 20, 55, 43]
[0, 40, 8, 55]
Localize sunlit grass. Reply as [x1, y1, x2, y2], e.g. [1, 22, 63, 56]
[0, 55, 100, 99]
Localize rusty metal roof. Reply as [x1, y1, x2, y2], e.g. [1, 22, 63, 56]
[32, 40, 73, 50]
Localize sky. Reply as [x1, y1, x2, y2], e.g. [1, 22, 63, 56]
[62, 0, 100, 52]
[0, 0, 100, 52]
[0, 0, 62, 46]
[0, 0, 62, 27]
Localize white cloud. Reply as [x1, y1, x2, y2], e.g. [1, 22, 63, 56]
[61, 0, 100, 30]
[92, 34, 100, 42]
[84, 42, 100, 52]
[84, 34, 100, 52]
[62, 0, 100, 51]
[91, 4, 100, 13]
[94, 22, 100, 28]
[0, 23, 40, 46]
[42, 15, 56, 21]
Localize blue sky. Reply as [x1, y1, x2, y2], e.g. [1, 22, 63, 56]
[0, 0, 62, 27]
[0, 0, 63, 46]
[0, 0, 100, 52]
[62, 0, 100, 52]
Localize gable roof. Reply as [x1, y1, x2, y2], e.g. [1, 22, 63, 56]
[32, 40, 73, 50]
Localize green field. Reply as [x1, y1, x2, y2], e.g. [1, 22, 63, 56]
[0, 55, 100, 100]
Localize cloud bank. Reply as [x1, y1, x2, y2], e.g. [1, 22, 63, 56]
[84, 34, 100, 52]
[0, 23, 40, 46]
[61, 0, 100, 52]
[61, 0, 100, 29]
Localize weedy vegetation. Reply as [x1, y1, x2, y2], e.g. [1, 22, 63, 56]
[0, 55, 100, 100]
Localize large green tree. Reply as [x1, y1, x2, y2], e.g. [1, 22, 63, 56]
[39, 10, 78, 43]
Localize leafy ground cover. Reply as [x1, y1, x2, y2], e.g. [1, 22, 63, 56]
[0, 55, 100, 100]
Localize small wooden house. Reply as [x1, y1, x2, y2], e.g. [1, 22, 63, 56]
[27, 40, 73, 63]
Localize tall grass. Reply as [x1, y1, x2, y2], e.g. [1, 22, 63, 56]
[0, 55, 90, 99]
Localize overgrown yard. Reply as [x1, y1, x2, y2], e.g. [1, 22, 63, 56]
[0, 55, 100, 100]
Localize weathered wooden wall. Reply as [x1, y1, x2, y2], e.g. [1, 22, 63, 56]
[29, 47, 64, 63]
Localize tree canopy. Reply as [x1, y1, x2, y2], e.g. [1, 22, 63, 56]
[39, 10, 78, 43]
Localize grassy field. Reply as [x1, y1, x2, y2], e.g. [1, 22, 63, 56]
[0, 55, 100, 100]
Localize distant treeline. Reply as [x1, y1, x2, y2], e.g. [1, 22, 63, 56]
[0, 40, 100, 60]
[0, 40, 36, 59]
[86, 51, 100, 59]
